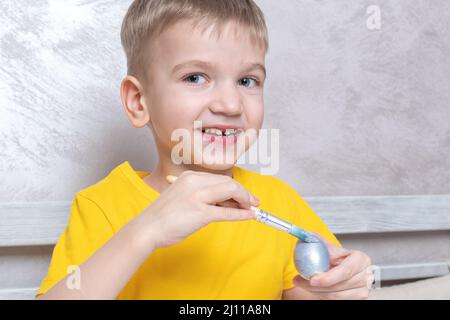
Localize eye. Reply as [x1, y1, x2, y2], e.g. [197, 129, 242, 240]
[183, 73, 207, 85]
[239, 77, 259, 88]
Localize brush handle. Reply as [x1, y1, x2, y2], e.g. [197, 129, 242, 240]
[251, 206, 292, 233]
[251, 206, 318, 242]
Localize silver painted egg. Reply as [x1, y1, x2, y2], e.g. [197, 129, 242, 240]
[294, 240, 330, 280]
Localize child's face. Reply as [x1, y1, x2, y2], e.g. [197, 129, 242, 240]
[143, 20, 266, 171]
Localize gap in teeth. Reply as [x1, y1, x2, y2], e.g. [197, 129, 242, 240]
[202, 128, 239, 136]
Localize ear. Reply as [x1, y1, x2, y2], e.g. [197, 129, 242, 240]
[120, 75, 151, 128]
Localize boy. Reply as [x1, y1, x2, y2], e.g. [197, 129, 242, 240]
[36, 0, 372, 300]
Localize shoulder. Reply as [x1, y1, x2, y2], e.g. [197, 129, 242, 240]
[78, 178, 114, 198]
[76, 167, 121, 204]
[70, 162, 137, 228]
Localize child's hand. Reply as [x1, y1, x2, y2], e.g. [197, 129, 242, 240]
[141, 170, 259, 249]
[293, 234, 373, 300]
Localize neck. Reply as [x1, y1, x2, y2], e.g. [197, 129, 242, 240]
[144, 153, 234, 193]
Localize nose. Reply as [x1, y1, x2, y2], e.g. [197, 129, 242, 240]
[208, 81, 243, 116]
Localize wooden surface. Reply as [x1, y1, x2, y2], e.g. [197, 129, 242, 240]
[1, 195, 450, 247]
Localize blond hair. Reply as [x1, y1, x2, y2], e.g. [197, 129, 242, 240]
[120, 0, 268, 81]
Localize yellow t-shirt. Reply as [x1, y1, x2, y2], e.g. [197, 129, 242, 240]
[36, 161, 340, 299]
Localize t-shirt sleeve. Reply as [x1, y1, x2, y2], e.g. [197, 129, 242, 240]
[35, 193, 115, 297]
[282, 186, 341, 291]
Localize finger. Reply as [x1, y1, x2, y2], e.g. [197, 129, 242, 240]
[314, 287, 370, 300]
[294, 275, 370, 300]
[217, 199, 241, 209]
[201, 180, 259, 209]
[309, 251, 369, 288]
[294, 266, 372, 293]
[207, 205, 256, 222]
[218, 196, 260, 208]
[167, 174, 260, 208]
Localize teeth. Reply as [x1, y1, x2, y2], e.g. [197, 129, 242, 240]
[204, 128, 223, 136]
[202, 128, 241, 136]
[224, 128, 239, 136]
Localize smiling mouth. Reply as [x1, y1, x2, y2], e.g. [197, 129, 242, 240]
[201, 127, 244, 137]
[199, 127, 244, 145]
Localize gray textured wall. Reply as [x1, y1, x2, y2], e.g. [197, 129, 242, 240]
[1, 0, 449, 201]
[1, 1, 449, 298]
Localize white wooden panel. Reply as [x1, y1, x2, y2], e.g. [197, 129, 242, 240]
[308, 195, 450, 234]
[1, 195, 450, 247]
[380, 261, 450, 281]
[0, 288, 37, 300]
[0, 202, 70, 247]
